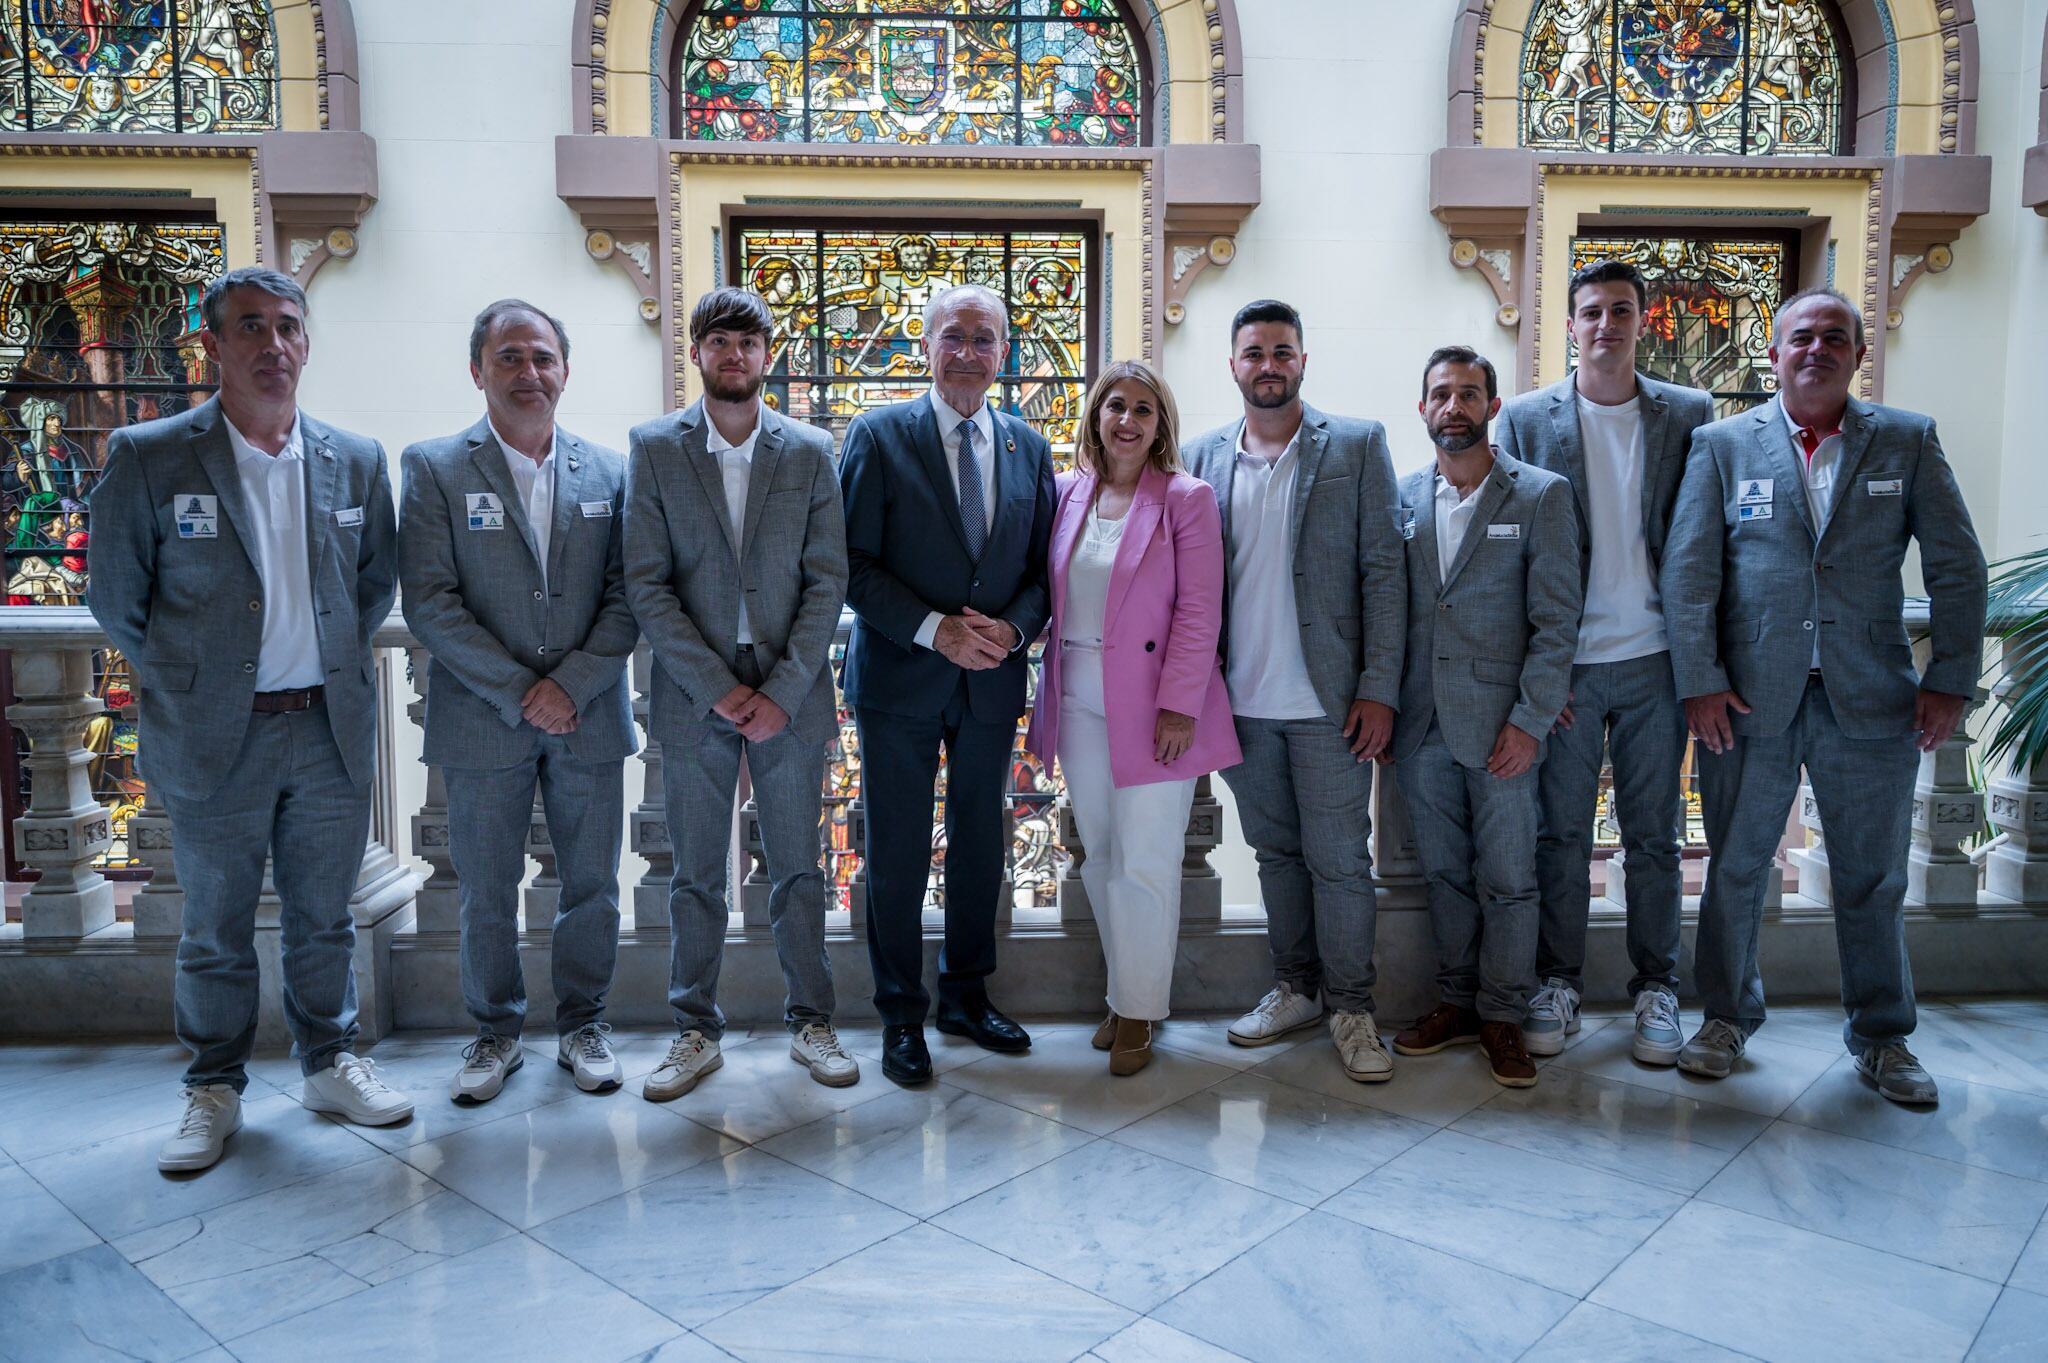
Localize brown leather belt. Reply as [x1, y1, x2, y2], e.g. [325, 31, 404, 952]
[252, 686, 324, 713]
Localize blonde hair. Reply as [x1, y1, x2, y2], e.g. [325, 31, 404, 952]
[1074, 359, 1183, 479]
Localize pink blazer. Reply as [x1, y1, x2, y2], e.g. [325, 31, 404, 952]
[1026, 465, 1240, 788]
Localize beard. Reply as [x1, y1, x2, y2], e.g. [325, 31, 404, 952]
[1238, 372, 1302, 410]
[1428, 420, 1487, 453]
[703, 368, 764, 402]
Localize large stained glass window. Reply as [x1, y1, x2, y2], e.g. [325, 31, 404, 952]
[0, 1, 280, 133]
[0, 216, 223, 873]
[1569, 233, 1789, 416]
[1521, 1, 1845, 156]
[678, 0, 1142, 147]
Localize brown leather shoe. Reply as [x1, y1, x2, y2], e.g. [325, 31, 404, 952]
[1392, 1003, 1483, 1056]
[1479, 1021, 1538, 1087]
[1109, 1017, 1154, 1076]
[1092, 1012, 1118, 1051]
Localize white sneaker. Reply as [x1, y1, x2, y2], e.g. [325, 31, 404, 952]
[643, 1031, 721, 1102]
[301, 1053, 415, 1126]
[449, 1033, 523, 1103]
[157, 1084, 241, 1173]
[1227, 982, 1323, 1047]
[1329, 1011, 1394, 1083]
[790, 1021, 861, 1088]
[1522, 978, 1581, 1057]
[1632, 987, 1685, 1066]
[557, 1022, 623, 1092]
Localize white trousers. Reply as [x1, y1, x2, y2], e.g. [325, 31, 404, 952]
[1056, 646, 1197, 1021]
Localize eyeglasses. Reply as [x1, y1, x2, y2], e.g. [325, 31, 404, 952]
[933, 334, 1001, 354]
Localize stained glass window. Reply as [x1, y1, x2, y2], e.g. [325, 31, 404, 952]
[0, 216, 224, 873]
[1569, 234, 1789, 416]
[0, 1, 280, 133]
[1521, 1, 1845, 156]
[677, 0, 1142, 147]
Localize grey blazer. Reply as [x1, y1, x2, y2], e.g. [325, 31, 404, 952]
[1661, 395, 1987, 741]
[1494, 369, 1716, 586]
[398, 419, 637, 769]
[624, 400, 848, 745]
[84, 396, 397, 801]
[1181, 402, 1408, 723]
[1390, 452, 1584, 769]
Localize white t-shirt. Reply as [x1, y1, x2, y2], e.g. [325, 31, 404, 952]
[1225, 423, 1325, 720]
[1574, 394, 1669, 664]
[1060, 502, 1124, 647]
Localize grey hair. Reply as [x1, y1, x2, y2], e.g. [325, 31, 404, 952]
[470, 298, 571, 368]
[201, 267, 308, 335]
[923, 283, 1007, 339]
[1772, 287, 1865, 349]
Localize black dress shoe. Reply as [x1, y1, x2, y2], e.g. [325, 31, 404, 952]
[880, 1025, 932, 1084]
[935, 1000, 1032, 1053]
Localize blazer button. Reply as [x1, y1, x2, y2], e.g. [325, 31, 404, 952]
[242, 662, 255, 673]
[1803, 621, 1814, 631]
[1145, 641, 1156, 652]
[533, 591, 544, 601]
[248, 599, 261, 612]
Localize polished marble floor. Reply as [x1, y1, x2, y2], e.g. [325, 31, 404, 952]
[4, 998, 2048, 1362]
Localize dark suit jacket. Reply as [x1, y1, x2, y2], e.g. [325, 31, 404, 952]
[839, 395, 1057, 724]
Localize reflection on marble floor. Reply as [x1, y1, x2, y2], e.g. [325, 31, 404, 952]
[1, 999, 2046, 1362]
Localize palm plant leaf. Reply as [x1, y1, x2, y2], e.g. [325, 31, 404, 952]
[1984, 544, 2048, 775]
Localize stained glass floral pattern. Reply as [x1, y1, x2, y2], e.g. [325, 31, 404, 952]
[0, 1, 280, 133]
[1522, 0, 1843, 156]
[679, 1, 1141, 146]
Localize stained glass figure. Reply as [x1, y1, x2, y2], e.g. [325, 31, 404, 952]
[0, 1, 280, 133]
[678, 1, 1141, 147]
[1569, 234, 1789, 416]
[1521, 1, 1843, 156]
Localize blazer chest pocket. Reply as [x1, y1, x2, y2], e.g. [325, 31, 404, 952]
[1472, 658, 1521, 687]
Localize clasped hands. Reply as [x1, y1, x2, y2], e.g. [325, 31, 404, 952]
[712, 683, 791, 742]
[520, 678, 578, 736]
[934, 608, 1019, 671]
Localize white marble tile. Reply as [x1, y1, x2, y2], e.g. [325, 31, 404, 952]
[22, 1092, 386, 1240]
[0, 1244, 217, 1363]
[1783, 1057, 2048, 1183]
[2010, 1213, 2048, 1294]
[1153, 1210, 1574, 1362]
[1968, 1288, 2048, 1363]
[1251, 1037, 1506, 1126]
[697, 1224, 1133, 1362]
[396, 1089, 739, 1230]
[1700, 1121, 2048, 1282]
[1749, 1004, 1861, 1055]
[642, 1036, 896, 1145]
[1148, 1015, 1314, 1071]
[941, 1027, 1236, 1136]
[932, 1139, 1305, 1312]
[758, 1084, 1094, 1217]
[528, 1146, 914, 1328]
[1946, 999, 2048, 1036]
[228, 1234, 679, 1363]
[1090, 1317, 1251, 1363]
[1549, 1024, 1838, 1117]
[1592, 1202, 2000, 1363]
[277, 1034, 589, 1153]
[1323, 1129, 1686, 1295]
[312, 1189, 517, 1286]
[0, 1070, 278, 1164]
[829, 1023, 1023, 1076]
[0, 1040, 195, 1104]
[0, 1164, 99, 1275]
[613, 1336, 736, 1363]
[1904, 1011, 2048, 1100]
[1519, 1303, 1758, 1363]
[1109, 1072, 1431, 1205]
[1450, 1067, 1771, 1194]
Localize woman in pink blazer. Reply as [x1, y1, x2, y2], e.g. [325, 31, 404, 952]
[1026, 359, 1239, 1075]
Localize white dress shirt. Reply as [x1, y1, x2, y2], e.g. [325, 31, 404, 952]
[223, 411, 324, 691]
[1784, 403, 1844, 669]
[490, 418, 557, 591]
[916, 387, 1003, 652]
[705, 410, 761, 645]
[1434, 468, 1486, 585]
[1225, 421, 1325, 720]
[1574, 393, 1669, 664]
[1060, 502, 1124, 648]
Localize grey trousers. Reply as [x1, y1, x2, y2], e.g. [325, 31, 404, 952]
[444, 735, 623, 1039]
[1396, 720, 1541, 1023]
[663, 648, 834, 1039]
[161, 702, 371, 1091]
[1225, 714, 1380, 1014]
[1695, 676, 1919, 1053]
[1535, 650, 1687, 995]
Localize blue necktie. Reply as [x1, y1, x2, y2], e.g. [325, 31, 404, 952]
[956, 417, 986, 559]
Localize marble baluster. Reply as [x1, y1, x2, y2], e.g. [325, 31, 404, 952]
[404, 646, 460, 933]
[522, 788, 557, 932]
[1908, 689, 1986, 905]
[629, 642, 674, 932]
[1370, 763, 1426, 909]
[8, 645, 113, 938]
[1055, 794, 1090, 925]
[844, 793, 868, 933]
[1987, 636, 2048, 905]
[127, 805, 182, 941]
[1180, 774, 1224, 925]
[1790, 782, 1832, 906]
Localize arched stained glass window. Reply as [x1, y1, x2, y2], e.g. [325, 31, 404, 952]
[0, 1, 281, 133]
[1521, 1, 1845, 156]
[676, 0, 1143, 147]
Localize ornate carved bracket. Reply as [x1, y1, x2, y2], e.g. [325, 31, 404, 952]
[586, 229, 660, 323]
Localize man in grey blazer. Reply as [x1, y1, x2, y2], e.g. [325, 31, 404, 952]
[1495, 258, 1717, 1066]
[400, 299, 638, 1103]
[1182, 300, 1408, 1083]
[1662, 288, 1986, 1105]
[1387, 346, 1582, 1089]
[625, 287, 856, 1099]
[87, 267, 413, 1173]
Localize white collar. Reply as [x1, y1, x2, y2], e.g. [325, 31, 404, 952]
[489, 417, 557, 469]
[931, 387, 992, 439]
[1779, 398, 1845, 445]
[1233, 420, 1301, 468]
[704, 407, 761, 457]
[223, 410, 304, 466]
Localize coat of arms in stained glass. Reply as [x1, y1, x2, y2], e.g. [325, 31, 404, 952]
[0, 1, 280, 133]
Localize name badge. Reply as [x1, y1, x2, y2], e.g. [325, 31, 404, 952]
[580, 500, 612, 519]
[1738, 478, 1774, 506]
[1740, 503, 1774, 522]
[174, 493, 218, 540]
[1397, 508, 1417, 541]
[466, 492, 505, 530]
[1486, 523, 1520, 540]
[334, 506, 365, 527]
[1867, 478, 1903, 497]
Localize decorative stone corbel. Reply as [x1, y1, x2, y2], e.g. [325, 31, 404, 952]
[1882, 154, 1990, 331]
[1885, 243, 1953, 330]
[257, 129, 377, 285]
[585, 229, 660, 323]
[557, 134, 666, 325]
[1448, 237, 1522, 331]
[286, 226, 360, 284]
[1157, 142, 1259, 327]
[1163, 235, 1235, 326]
